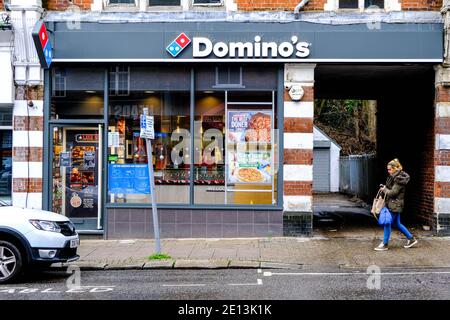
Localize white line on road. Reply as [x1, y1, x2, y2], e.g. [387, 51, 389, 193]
[162, 284, 206, 287]
[263, 271, 450, 277]
[78, 286, 116, 288]
[228, 279, 263, 286]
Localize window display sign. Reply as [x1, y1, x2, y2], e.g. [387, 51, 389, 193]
[84, 151, 96, 168]
[108, 164, 150, 194]
[60, 152, 71, 167]
[75, 134, 99, 143]
[108, 132, 120, 147]
[228, 150, 271, 184]
[227, 110, 271, 144]
[64, 130, 98, 219]
[227, 110, 272, 185]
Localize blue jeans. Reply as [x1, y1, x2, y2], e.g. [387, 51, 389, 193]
[383, 212, 413, 245]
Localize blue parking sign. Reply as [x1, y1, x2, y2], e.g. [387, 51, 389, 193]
[140, 114, 147, 129]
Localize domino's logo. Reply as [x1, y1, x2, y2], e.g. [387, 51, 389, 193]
[166, 33, 191, 58]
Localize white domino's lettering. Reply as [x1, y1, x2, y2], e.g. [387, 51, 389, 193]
[192, 35, 310, 59]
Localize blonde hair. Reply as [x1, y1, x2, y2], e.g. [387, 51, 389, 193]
[387, 158, 403, 172]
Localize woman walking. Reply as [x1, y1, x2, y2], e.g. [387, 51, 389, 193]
[374, 158, 418, 251]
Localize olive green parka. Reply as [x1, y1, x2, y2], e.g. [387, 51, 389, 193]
[383, 170, 410, 213]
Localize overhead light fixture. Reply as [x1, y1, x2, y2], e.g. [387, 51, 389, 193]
[204, 91, 214, 94]
[85, 90, 96, 94]
[145, 90, 155, 94]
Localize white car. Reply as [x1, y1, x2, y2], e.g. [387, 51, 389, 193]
[0, 204, 80, 283]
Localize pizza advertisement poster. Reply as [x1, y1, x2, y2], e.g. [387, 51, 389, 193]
[228, 150, 272, 185]
[227, 110, 272, 144]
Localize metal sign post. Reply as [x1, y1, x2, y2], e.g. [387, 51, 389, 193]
[140, 109, 160, 254]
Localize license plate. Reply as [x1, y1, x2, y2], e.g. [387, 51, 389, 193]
[70, 239, 80, 248]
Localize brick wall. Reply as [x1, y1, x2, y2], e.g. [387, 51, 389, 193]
[414, 112, 435, 226]
[283, 64, 315, 236]
[235, 0, 442, 11]
[45, 0, 92, 11]
[12, 85, 44, 208]
[435, 82, 450, 235]
[235, 0, 327, 11]
[377, 68, 436, 227]
[400, 0, 442, 11]
[41, 0, 443, 11]
[13, 147, 43, 163]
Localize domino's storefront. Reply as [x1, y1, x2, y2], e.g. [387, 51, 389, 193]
[40, 18, 443, 238]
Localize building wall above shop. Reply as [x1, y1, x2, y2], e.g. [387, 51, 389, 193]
[44, 0, 237, 12]
[42, 0, 443, 12]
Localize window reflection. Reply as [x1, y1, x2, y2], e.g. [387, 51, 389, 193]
[107, 66, 191, 204]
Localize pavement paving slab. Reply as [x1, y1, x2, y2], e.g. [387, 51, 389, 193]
[143, 260, 175, 269]
[228, 260, 261, 268]
[73, 234, 450, 270]
[105, 263, 146, 270]
[174, 259, 230, 269]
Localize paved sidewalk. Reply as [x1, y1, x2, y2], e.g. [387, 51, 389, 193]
[53, 229, 450, 270]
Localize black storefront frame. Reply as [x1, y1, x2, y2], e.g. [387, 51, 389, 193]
[43, 65, 284, 231]
[44, 68, 109, 233]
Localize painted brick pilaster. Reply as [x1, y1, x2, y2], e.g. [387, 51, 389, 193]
[12, 85, 44, 209]
[283, 64, 315, 236]
[434, 65, 450, 235]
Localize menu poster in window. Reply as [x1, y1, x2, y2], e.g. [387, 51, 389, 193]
[60, 152, 71, 167]
[84, 151, 96, 168]
[227, 110, 272, 144]
[227, 110, 272, 185]
[228, 150, 272, 184]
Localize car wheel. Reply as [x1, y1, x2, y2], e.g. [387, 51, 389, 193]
[0, 241, 23, 284]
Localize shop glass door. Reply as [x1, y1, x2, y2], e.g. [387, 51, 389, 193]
[51, 125, 103, 231]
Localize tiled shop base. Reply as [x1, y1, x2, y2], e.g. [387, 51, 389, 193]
[107, 208, 284, 239]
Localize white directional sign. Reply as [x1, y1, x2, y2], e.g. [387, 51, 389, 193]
[140, 115, 154, 139]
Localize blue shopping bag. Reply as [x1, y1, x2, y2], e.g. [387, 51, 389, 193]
[378, 207, 393, 226]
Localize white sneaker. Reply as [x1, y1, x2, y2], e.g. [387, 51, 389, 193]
[374, 242, 389, 251]
[404, 238, 418, 248]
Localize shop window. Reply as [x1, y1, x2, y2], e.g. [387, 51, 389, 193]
[193, 0, 222, 4]
[339, 0, 358, 8]
[50, 67, 104, 120]
[365, 0, 384, 8]
[338, 0, 385, 9]
[52, 69, 66, 98]
[0, 106, 12, 127]
[109, 0, 136, 4]
[109, 66, 130, 96]
[194, 67, 279, 206]
[197, 65, 278, 91]
[0, 130, 12, 203]
[107, 66, 191, 204]
[215, 66, 243, 88]
[149, 0, 180, 5]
